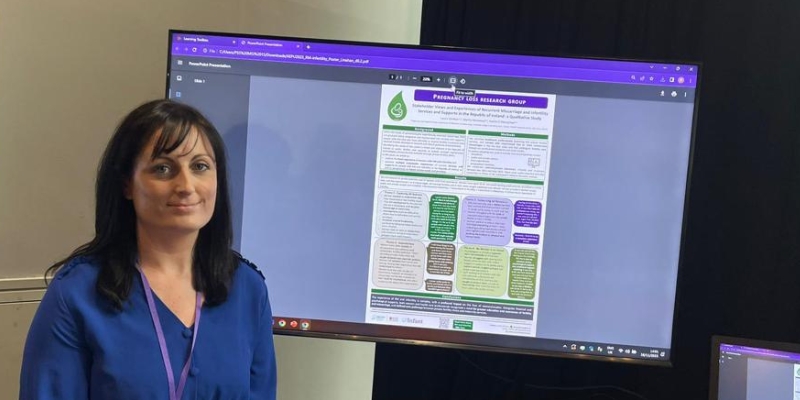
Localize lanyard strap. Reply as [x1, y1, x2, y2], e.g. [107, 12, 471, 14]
[139, 268, 202, 400]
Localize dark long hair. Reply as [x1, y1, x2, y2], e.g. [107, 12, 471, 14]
[46, 99, 237, 309]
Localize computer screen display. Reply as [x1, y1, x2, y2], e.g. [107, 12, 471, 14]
[166, 30, 700, 364]
[710, 336, 800, 399]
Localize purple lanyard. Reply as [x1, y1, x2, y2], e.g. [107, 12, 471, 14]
[139, 268, 202, 400]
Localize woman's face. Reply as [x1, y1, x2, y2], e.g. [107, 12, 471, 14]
[125, 127, 218, 236]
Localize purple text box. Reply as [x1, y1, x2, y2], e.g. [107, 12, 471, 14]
[513, 233, 540, 245]
[460, 196, 513, 246]
[514, 201, 542, 228]
[414, 90, 548, 108]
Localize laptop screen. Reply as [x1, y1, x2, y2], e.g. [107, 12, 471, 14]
[711, 336, 800, 400]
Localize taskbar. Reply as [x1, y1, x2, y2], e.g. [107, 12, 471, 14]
[271, 315, 671, 364]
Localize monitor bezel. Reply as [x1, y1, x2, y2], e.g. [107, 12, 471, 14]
[165, 28, 703, 367]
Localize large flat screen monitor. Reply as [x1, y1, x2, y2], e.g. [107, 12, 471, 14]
[166, 30, 700, 365]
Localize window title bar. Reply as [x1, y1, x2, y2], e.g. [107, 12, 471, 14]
[171, 33, 699, 88]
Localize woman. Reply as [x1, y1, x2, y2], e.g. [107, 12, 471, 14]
[19, 100, 277, 399]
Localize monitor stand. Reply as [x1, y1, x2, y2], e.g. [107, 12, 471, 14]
[275, 335, 375, 400]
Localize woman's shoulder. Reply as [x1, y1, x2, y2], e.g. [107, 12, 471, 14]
[44, 256, 102, 310]
[226, 255, 270, 318]
[233, 254, 268, 294]
[52, 256, 101, 286]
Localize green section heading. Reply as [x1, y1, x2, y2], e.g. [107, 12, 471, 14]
[383, 125, 466, 134]
[380, 170, 543, 185]
[371, 289, 534, 306]
[469, 130, 549, 140]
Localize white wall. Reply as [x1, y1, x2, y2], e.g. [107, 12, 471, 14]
[0, 0, 422, 280]
[0, 0, 422, 398]
[241, 0, 422, 43]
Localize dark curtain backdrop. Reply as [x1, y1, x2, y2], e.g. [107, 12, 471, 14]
[373, 1, 800, 399]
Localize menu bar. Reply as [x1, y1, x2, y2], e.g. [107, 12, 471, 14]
[171, 33, 698, 88]
[720, 343, 800, 362]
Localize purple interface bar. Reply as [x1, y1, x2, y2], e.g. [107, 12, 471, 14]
[171, 33, 699, 88]
[720, 343, 800, 362]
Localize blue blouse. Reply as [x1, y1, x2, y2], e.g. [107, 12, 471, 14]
[19, 256, 277, 400]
